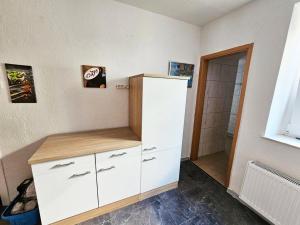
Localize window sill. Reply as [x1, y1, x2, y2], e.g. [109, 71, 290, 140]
[263, 134, 300, 149]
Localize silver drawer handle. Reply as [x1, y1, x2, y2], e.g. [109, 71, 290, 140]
[97, 166, 115, 173]
[50, 162, 75, 169]
[110, 152, 127, 158]
[69, 171, 90, 179]
[143, 157, 156, 162]
[143, 147, 157, 152]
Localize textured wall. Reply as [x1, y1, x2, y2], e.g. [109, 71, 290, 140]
[200, 0, 300, 195]
[0, 0, 201, 204]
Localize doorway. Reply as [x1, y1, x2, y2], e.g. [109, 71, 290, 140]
[190, 44, 254, 187]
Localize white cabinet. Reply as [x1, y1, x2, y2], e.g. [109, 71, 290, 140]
[96, 146, 141, 206]
[129, 75, 188, 194]
[31, 75, 188, 224]
[141, 77, 187, 151]
[141, 147, 181, 193]
[32, 155, 98, 225]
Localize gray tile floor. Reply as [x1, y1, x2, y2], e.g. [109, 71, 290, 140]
[79, 161, 269, 225]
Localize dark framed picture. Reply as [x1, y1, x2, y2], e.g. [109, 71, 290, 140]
[168, 61, 195, 88]
[5, 64, 37, 103]
[82, 65, 106, 88]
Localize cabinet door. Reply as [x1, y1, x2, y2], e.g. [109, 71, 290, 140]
[96, 148, 141, 206]
[141, 147, 181, 193]
[32, 155, 98, 225]
[142, 77, 187, 151]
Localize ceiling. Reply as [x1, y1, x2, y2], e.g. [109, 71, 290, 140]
[115, 0, 254, 26]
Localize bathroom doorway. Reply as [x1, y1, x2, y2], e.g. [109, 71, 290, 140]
[190, 44, 254, 187]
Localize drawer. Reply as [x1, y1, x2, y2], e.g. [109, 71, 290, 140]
[96, 146, 141, 164]
[141, 144, 181, 155]
[141, 147, 181, 193]
[32, 162, 98, 224]
[96, 154, 141, 206]
[32, 154, 95, 176]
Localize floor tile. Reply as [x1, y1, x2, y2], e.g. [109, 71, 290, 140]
[79, 161, 269, 225]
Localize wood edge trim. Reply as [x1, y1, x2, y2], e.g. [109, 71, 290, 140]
[190, 57, 208, 161]
[129, 74, 189, 80]
[202, 43, 254, 60]
[28, 142, 142, 165]
[225, 44, 254, 187]
[139, 182, 178, 201]
[51, 182, 178, 225]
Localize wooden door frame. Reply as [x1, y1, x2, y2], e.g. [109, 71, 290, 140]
[190, 43, 254, 187]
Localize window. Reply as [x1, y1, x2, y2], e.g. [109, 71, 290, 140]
[265, 2, 300, 147]
[287, 79, 300, 138]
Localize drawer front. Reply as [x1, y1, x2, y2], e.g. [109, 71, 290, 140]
[96, 155, 141, 206]
[96, 146, 141, 164]
[32, 158, 98, 224]
[32, 154, 95, 176]
[141, 145, 181, 155]
[141, 147, 181, 193]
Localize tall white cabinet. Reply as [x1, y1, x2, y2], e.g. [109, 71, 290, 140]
[129, 74, 188, 193]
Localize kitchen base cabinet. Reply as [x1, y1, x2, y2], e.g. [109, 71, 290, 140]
[96, 147, 141, 206]
[32, 155, 98, 225]
[141, 147, 181, 193]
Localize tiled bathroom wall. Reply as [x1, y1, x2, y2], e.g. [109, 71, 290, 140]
[227, 56, 246, 135]
[198, 53, 245, 157]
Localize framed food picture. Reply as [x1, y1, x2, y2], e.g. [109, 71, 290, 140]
[5, 64, 37, 103]
[168, 61, 195, 88]
[82, 65, 106, 88]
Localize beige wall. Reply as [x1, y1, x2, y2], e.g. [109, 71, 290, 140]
[0, 0, 201, 204]
[200, 0, 300, 194]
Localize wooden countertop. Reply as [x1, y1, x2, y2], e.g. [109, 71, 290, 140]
[28, 127, 141, 165]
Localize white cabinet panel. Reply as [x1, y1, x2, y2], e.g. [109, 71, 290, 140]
[32, 154, 94, 176]
[32, 155, 98, 225]
[142, 77, 187, 151]
[141, 147, 181, 193]
[96, 146, 141, 163]
[96, 147, 141, 206]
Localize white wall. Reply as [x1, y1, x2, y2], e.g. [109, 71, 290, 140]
[200, 0, 300, 194]
[0, 0, 201, 203]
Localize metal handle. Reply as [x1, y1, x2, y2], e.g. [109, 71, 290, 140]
[110, 152, 127, 158]
[97, 166, 115, 173]
[51, 162, 75, 169]
[143, 147, 157, 152]
[143, 157, 156, 162]
[69, 171, 90, 179]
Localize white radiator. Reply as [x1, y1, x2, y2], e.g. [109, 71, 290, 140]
[240, 161, 300, 225]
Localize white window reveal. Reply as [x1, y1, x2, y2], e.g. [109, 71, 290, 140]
[265, 2, 300, 148]
[287, 79, 300, 139]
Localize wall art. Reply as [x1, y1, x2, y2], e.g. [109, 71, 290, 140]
[82, 65, 106, 88]
[5, 64, 37, 103]
[168, 61, 194, 88]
